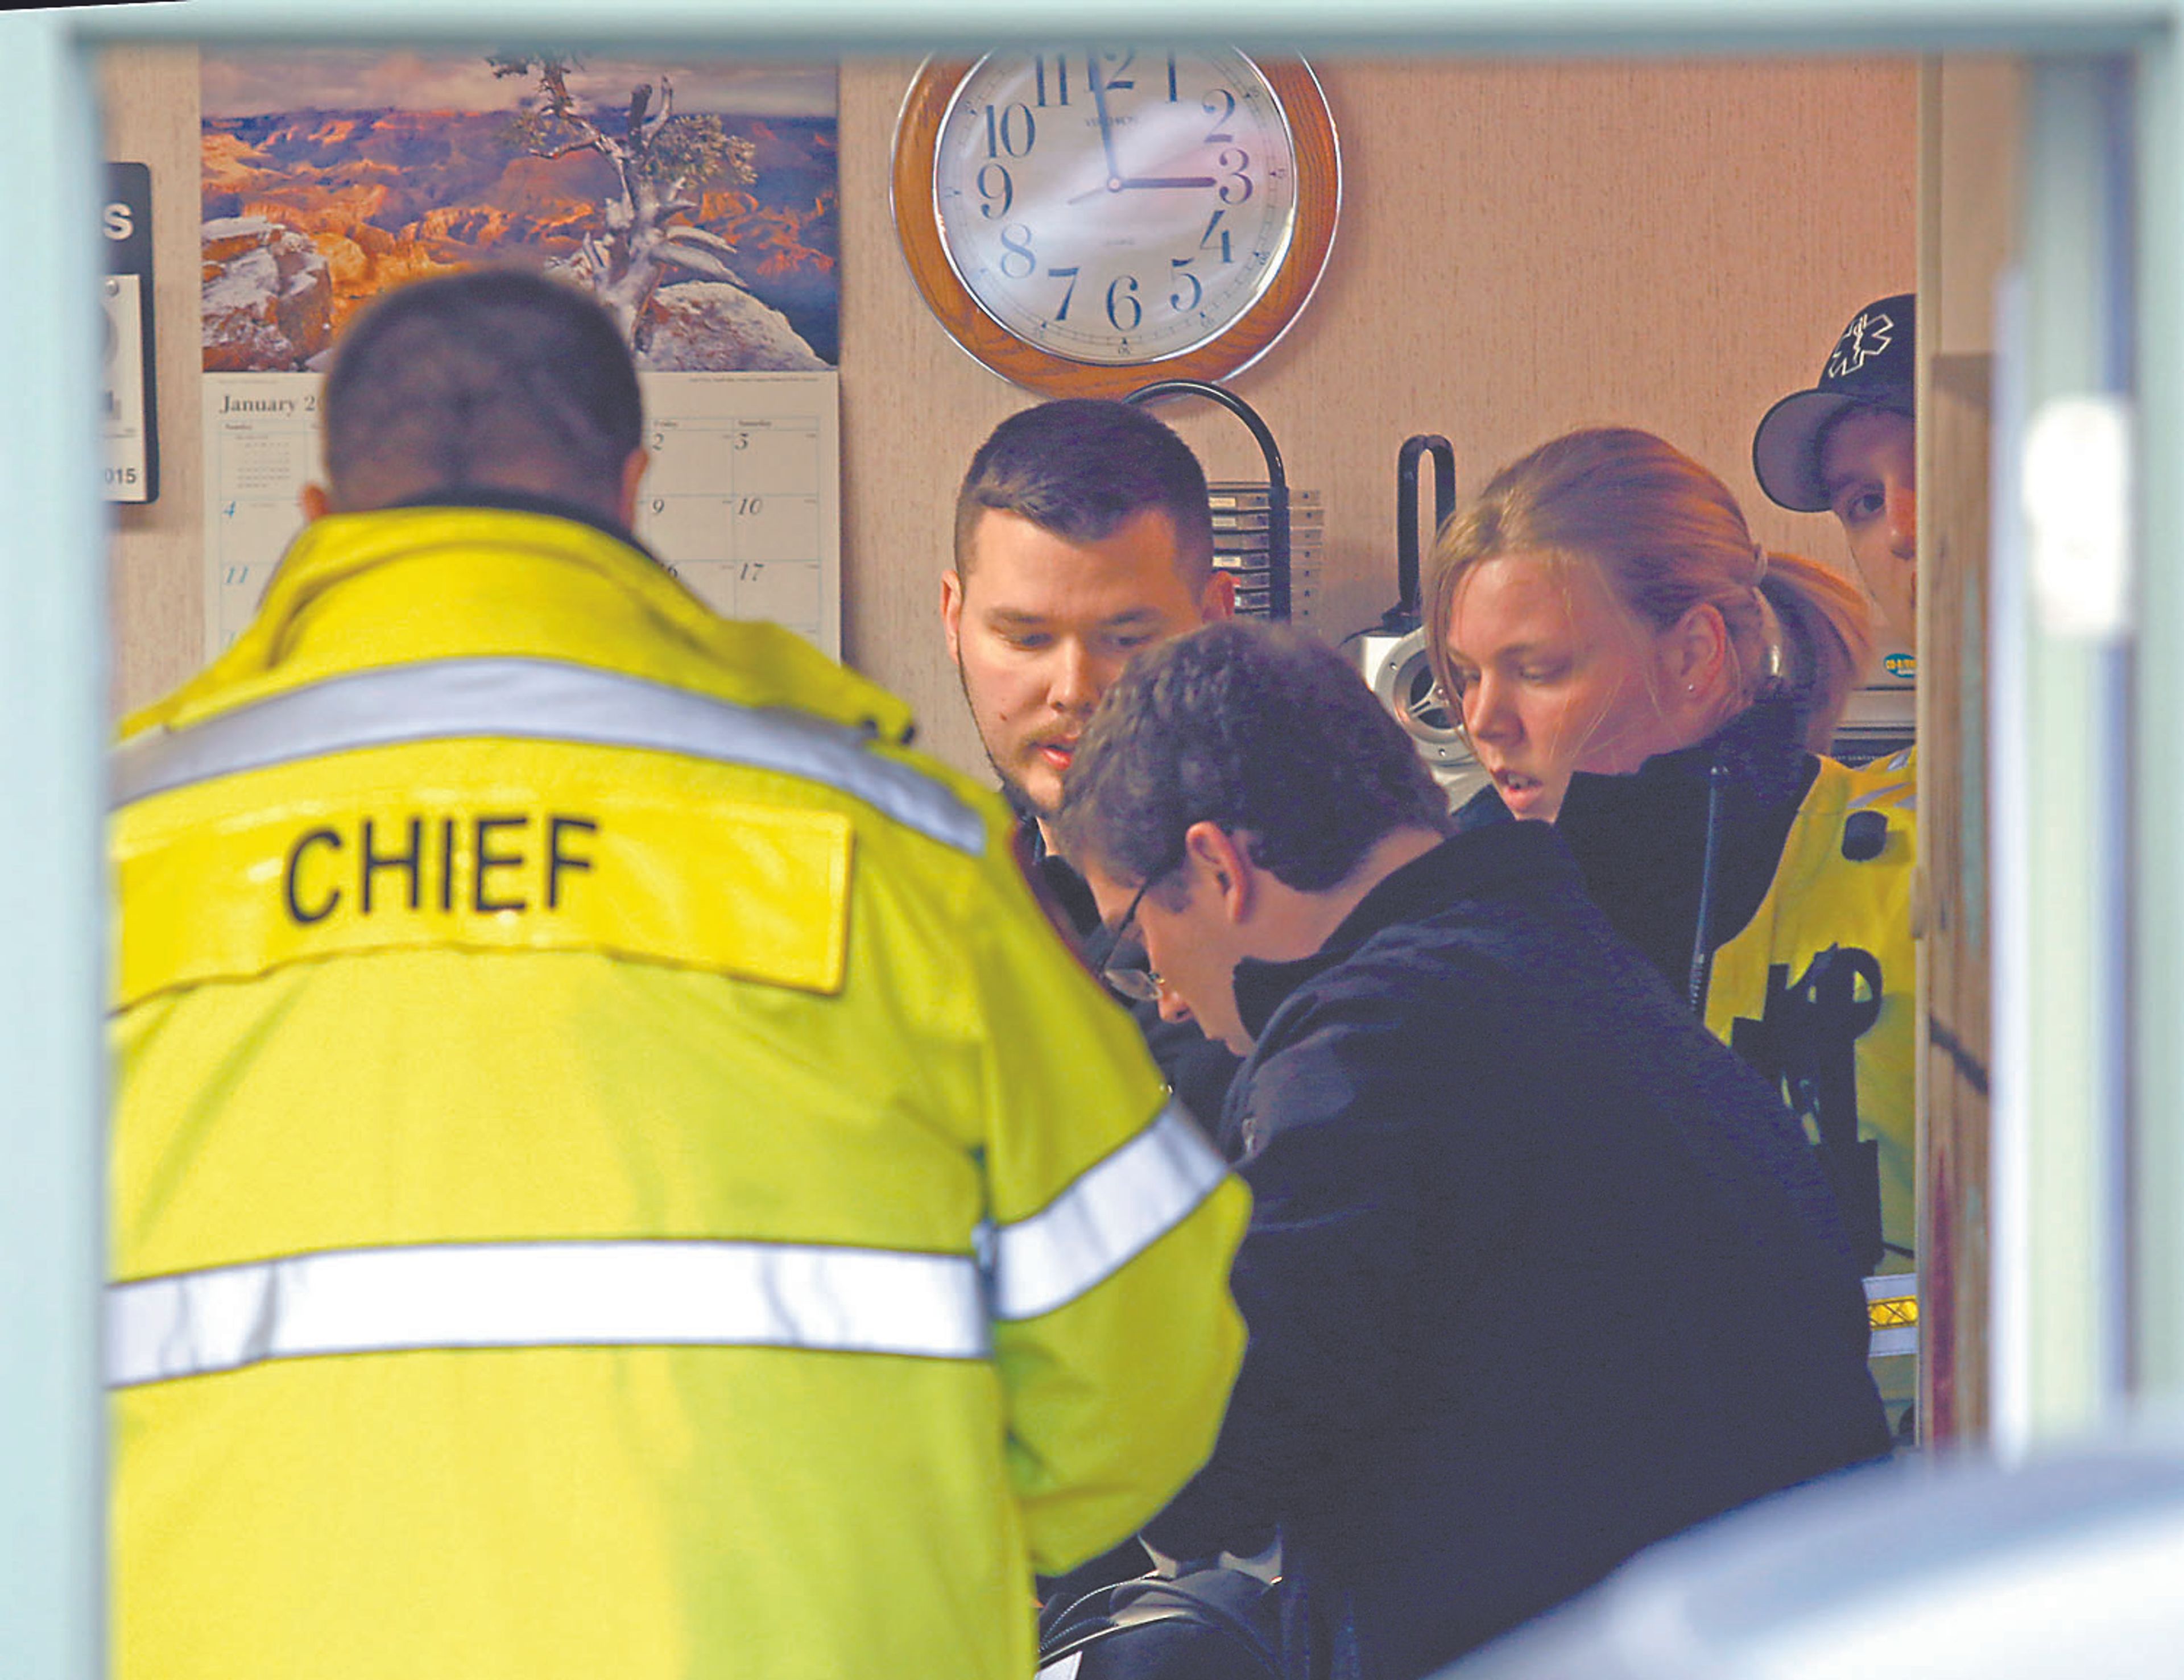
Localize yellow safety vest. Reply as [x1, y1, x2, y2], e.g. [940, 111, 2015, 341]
[110, 505, 1250, 1680]
[1703, 751, 1917, 1423]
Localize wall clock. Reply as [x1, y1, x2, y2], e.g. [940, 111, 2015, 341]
[892, 50, 1341, 398]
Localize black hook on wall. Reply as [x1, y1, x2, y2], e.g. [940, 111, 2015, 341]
[1390, 433, 1456, 630]
[1124, 379, 1290, 622]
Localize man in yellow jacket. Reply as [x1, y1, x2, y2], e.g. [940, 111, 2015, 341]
[110, 271, 1249, 1680]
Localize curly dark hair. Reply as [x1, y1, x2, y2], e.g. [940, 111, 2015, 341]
[1054, 621, 1450, 893]
[953, 399, 1214, 583]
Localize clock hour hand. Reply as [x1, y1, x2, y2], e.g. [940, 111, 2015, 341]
[1066, 173, 1219, 204]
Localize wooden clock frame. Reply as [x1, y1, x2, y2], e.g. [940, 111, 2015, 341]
[890, 55, 1342, 399]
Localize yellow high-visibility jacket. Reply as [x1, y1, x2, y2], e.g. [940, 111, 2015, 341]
[1703, 751, 1918, 1417]
[110, 504, 1250, 1680]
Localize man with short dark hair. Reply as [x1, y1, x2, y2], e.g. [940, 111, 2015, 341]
[1056, 622, 1892, 1679]
[109, 271, 1248, 1680]
[305, 266, 648, 520]
[1753, 292, 1917, 649]
[945, 398, 1228, 839]
[943, 398, 1240, 1124]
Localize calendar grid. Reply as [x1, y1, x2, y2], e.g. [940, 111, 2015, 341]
[202, 370, 841, 659]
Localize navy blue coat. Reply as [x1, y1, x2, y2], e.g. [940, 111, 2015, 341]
[1143, 821, 1889, 1679]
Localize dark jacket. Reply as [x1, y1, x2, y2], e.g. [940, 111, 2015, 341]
[1143, 821, 1890, 1679]
[1552, 697, 1817, 1002]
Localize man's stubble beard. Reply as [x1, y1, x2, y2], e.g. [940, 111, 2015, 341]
[954, 651, 1050, 822]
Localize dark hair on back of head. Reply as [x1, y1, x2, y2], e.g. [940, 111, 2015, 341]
[954, 399, 1215, 582]
[1055, 620, 1450, 893]
[324, 268, 642, 512]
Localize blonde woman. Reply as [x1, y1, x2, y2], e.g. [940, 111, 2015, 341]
[1429, 425, 1917, 1440]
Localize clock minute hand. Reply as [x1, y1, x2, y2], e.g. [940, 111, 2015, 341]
[1086, 52, 1123, 181]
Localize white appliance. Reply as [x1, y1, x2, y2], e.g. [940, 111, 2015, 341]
[1353, 435, 1488, 809]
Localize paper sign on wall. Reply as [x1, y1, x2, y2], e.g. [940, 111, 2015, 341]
[104, 162, 158, 504]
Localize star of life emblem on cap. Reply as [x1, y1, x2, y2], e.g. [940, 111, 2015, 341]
[1827, 311, 1897, 379]
[1753, 293, 1915, 512]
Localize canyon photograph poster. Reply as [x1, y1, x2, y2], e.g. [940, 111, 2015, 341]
[201, 49, 840, 372]
[198, 50, 845, 660]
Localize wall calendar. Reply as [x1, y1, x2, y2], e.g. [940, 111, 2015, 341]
[204, 370, 840, 657]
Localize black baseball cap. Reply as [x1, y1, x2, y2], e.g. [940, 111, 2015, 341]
[1752, 293, 1916, 513]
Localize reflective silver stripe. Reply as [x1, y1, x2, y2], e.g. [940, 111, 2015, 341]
[1866, 1271, 1920, 1360]
[1847, 780, 1916, 813]
[112, 657, 985, 855]
[991, 1102, 1228, 1322]
[107, 1239, 990, 1388]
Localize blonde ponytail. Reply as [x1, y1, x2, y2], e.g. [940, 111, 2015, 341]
[1755, 549, 1874, 751]
[1429, 427, 1875, 755]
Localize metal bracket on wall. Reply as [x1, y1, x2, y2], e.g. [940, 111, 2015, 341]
[1124, 378, 1290, 622]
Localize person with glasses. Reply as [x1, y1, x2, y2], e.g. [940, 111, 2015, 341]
[1055, 620, 1891, 1679]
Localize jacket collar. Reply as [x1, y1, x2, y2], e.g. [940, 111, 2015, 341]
[1015, 808, 1101, 938]
[1230, 821, 1579, 1042]
[1550, 698, 1817, 988]
[1560, 697, 1813, 822]
[383, 486, 650, 553]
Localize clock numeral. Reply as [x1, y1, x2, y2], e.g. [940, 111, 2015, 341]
[1202, 88, 1236, 144]
[1168, 258, 1203, 313]
[1167, 53, 1179, 102]
[998, 225, 1037, 280]
[976, 163, 1014, 220]
[1033, 55, 1072, 108]
[1046, 266, 1081, 321]
[1218, 148, 1254, 205]
[981, 102, 1037, 160]
[1106, 274, 1143, 333]
[1201, 209, 1234, 265]
[1093, 49, 1136, 94]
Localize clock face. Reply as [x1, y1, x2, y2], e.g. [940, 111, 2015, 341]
[931, 51, 1303, 368]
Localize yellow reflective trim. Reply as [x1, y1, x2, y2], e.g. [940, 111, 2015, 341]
[117, 780, 852, 1005]
[1868, 1294, 1920, 1331]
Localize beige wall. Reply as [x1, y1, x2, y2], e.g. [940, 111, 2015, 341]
[105, 49, 1916, 786]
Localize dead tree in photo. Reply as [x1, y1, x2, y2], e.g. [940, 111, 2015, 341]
[490, 53, 759, 347]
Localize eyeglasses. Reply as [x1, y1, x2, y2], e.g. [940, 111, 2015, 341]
[1101, 880, 1165, 1005]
